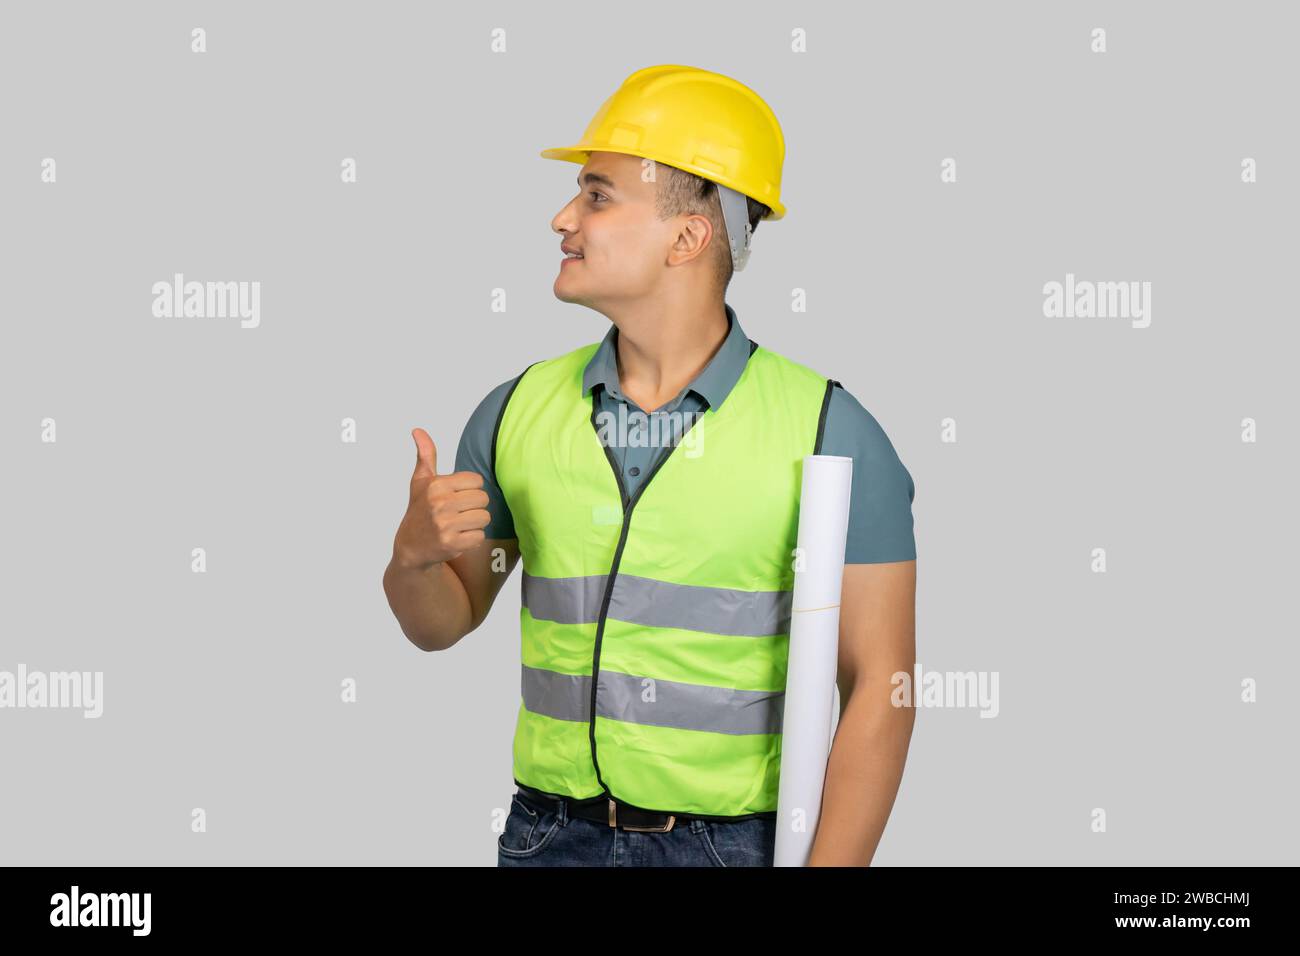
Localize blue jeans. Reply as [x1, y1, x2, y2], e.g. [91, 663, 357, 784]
[497, 789, 777, 867]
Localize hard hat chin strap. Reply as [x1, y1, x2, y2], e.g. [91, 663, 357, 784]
[717, 184, 753, 272]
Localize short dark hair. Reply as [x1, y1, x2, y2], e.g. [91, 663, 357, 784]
[654, 163, 773, 295]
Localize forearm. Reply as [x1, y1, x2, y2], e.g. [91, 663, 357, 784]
[806, 682, 915, 866]
[382, 556, 474, 652]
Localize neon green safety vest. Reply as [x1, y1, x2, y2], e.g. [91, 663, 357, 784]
[494, 337, 838, 818]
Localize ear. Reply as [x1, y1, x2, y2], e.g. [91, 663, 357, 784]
[667, 212, 715, 268]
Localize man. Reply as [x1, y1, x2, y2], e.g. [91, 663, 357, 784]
[383, 65, 916, 866]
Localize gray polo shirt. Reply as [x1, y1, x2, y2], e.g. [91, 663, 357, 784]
[455, 303, 916, 565]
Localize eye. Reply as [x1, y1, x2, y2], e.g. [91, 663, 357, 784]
[588, 191, 608, 203]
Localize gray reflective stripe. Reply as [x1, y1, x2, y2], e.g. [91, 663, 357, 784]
[521, 665, 589, 722]
[522, 571, 792, 637]
[610, 573, 792, 637]
[598, 670, 784, 735]
[520, 572, 605, 624]
[521, 664, 783, 736]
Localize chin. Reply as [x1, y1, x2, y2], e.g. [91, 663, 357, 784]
[553, 280, 585, 305]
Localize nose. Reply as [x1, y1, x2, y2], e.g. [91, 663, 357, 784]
[551, 194, 581, 237]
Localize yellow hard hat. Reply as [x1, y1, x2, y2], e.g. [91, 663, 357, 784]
[541, 65, 787, 271]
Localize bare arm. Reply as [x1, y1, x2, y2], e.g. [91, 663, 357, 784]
[381, 427, 522, 652]
[807, 559, 917, 866]
[383, 538, 520, 652]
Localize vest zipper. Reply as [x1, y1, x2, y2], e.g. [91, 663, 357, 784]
[586, 387, 704, 804]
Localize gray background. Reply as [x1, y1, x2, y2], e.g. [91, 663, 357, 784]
[1, 0, 1296, 865]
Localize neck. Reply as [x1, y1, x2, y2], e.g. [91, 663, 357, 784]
[610, 295, 729, 413]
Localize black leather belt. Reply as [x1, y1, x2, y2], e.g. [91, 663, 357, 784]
[514, 784, 774, 833]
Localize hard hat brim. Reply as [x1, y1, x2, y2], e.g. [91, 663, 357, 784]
[539, 145, 786, 220]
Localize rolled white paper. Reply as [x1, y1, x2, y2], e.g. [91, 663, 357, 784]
[774, 454, 853, 867]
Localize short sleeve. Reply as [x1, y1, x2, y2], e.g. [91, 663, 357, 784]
[454, 375, 521, 540]
[819, 385, 917, 564]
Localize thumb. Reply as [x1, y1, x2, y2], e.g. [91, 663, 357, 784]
[411, 427, 438, 479]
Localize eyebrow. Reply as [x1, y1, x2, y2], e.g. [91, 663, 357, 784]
[578, 172, 618, 191]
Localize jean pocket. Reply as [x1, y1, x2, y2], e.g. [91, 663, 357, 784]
[696, 821, 728, 867]
[698, 818, 776, 868]
[497, 793, 563, 859]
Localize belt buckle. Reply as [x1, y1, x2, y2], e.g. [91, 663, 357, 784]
[608, 797, 676, 832]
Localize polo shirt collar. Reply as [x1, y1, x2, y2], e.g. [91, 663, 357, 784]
[581, 302, 752, 413]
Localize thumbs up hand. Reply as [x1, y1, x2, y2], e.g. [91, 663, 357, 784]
[392, 428, 492, 570]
